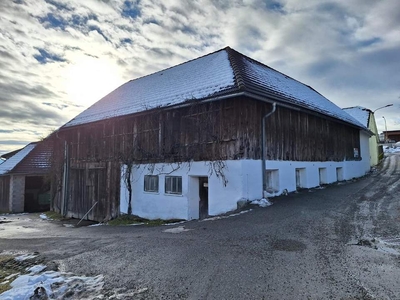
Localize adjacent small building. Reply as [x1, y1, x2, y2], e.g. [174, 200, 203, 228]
[50, 47, 371, 222]
[0, 142, 52, 213]
[343, 106, 383, 166]
[383, 130, 400, 143]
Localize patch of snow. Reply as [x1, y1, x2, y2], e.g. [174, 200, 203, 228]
[0, 269, 104, 300]
[251, 198, 273, 207]
[162, 226, 192, 233]
[163, 221, 187, 226]
[15, 254, 37, 262]
[88, 223, 106, 227]
[384, 146, 400, 153]
[129, 223, 145, 226]
[201, 209, 252, 222]
[39, 213, 51, 220]
[27, 265, 46, 274]
[62, 224, 75, 228]
[4, 273, 19, 281]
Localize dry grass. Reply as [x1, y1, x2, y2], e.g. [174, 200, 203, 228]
[108, 214, 184, 226]
[0, 255, 19, 294]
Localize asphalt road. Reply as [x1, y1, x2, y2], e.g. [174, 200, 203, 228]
[1, 153, 400, 299]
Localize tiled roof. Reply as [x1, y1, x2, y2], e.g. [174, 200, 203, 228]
[0, 143, 37, 175]
[0, 141, 52, 176]
[63, 47, 365, 129]
[343, 106, 371, 128]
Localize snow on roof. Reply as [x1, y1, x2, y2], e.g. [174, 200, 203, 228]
[0, 143, 36, 175]
[342, 106, 370, 127]
[237, 54, 366, 128]
[65, 50, 236, 127]
[63, 47, 365, 129]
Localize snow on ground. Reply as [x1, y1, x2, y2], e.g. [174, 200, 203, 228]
[251, 198, 273, 207]
[0, 261, 104, 300]
[14, 254, 38, 261]
[384, 146, 400, 153]
[200, 209, 253, 222]
[39, 213, 52, 220]
[162, 226, 192, 234]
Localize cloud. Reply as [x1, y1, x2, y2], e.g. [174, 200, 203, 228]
[0, 0, 399, 155]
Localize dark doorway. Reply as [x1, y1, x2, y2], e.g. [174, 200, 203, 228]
[24, 176, 50, 212]
[199, 177, 208, 219]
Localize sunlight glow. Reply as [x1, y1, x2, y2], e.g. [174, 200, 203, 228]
[65, 57, 123, 108]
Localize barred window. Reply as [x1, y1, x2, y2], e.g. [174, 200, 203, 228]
[144, 175, 159, 192]
[165, 176, 182, 195]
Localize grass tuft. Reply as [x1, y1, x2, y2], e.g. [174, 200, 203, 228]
[0, 255, 20, 294]
[108, 214, 184, 226]
[41, 211, 64, 220]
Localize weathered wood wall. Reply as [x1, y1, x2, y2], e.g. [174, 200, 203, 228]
[0, 176, 10, 212]
[51, 96, 361, 221]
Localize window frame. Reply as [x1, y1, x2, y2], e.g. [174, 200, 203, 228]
[144, 175, 159, 193]
[165, 176, 182, 195]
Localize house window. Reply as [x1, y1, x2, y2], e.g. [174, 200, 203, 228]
[144, 175, 159, 192]
[165, 176, 182, 194]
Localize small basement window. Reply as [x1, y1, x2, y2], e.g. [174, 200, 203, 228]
[265, 169, 279, 193]
[319, 168, 327, 185]
[144, 175, 159, 192]
[165, 176, 182, 195]
[336, 167, 344, 181]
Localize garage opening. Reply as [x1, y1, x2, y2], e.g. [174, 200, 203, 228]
[24, 176, 50, 212]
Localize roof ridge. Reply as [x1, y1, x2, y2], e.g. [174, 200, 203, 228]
[225, 47, 246, 90]
[127, 47, 230, 84]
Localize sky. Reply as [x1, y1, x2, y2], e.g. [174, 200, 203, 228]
[0, 0, 399, 155]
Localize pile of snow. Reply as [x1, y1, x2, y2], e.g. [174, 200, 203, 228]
[384, 146, 400, 153]
[39, 213, 52, 220]
[251, 198, 273, 207]
[0, 263, 104, 300]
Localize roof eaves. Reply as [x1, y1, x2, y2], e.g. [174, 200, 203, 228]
[244, 90, 369, 131]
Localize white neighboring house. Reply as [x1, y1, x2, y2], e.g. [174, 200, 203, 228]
[55, 47, 371, 221]
[343, 106, 381, 166]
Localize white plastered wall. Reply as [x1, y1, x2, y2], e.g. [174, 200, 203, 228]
[120, 160, 262, 220]
[120, 134, 371, 220]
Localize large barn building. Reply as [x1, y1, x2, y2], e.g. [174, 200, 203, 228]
[50, 47, 371, 222]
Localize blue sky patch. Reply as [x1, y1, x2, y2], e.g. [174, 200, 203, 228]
[120, 38, 133, 45]
[357, 37, 381, 48]
[38, 13, 67, 30]
[122, 0, 141, 19]
[267, 1, 285, 13]
[45, 0, 72, 12]
[33, 48, 66, 64]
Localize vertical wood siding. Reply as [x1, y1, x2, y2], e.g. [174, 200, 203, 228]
[51, 96, 361, 221]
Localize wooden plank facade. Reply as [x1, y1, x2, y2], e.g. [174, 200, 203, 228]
[51, 96, 360, 221]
